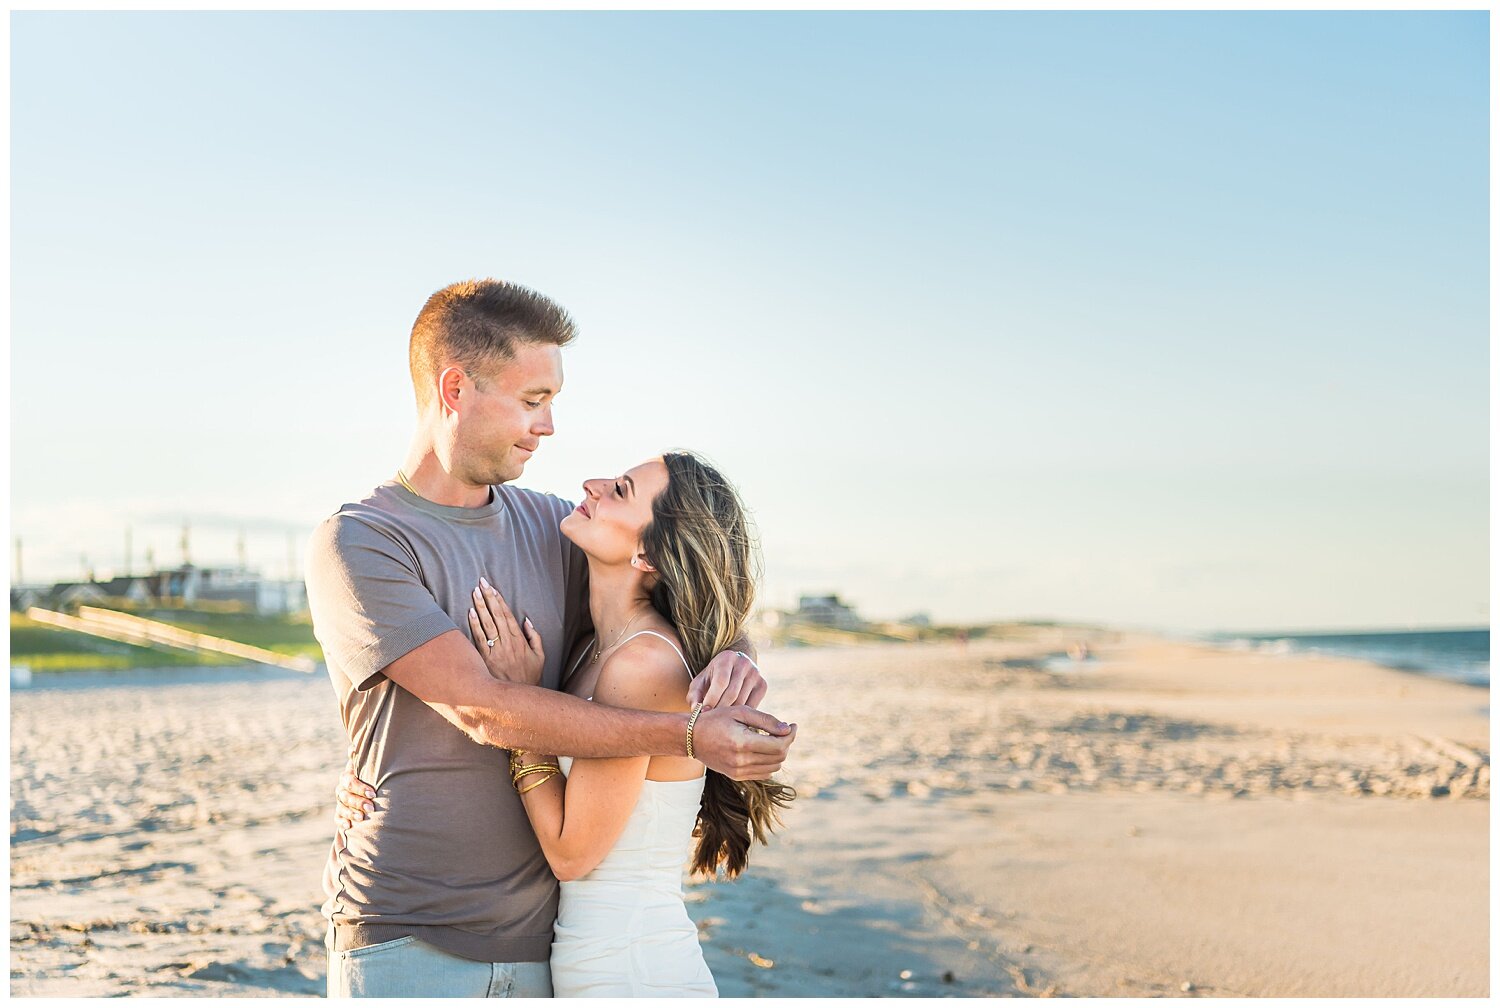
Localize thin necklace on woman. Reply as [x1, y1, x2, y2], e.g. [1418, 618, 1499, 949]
[591, 611, 645, 665]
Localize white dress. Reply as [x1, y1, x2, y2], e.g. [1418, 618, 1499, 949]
[549, 631, 718, 998]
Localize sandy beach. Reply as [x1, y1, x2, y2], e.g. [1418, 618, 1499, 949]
[10, 629, 1489, 997]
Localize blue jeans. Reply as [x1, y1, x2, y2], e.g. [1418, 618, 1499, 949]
[325, 931, 553, 998]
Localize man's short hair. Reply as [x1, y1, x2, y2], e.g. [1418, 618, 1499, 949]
[409, 279, 576, 410]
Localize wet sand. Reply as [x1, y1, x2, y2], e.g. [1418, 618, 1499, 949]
[9, 629, 1489, 996]
[691, 632, 1488, 998]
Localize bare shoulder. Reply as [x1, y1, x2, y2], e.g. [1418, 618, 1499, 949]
[593, 631, 694, 715]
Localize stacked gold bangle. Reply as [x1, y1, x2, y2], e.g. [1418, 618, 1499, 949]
[510, 750, 560, 794]
[517, 771, 556, 795]
[685, 702, 705, 760]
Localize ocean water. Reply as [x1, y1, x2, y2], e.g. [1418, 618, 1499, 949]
[1207, 629, 1489, 688]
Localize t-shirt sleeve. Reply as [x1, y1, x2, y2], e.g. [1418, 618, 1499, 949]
[305, 513, 457, 691]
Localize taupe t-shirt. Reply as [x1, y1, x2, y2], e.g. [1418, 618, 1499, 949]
[305, 480, 589, 963]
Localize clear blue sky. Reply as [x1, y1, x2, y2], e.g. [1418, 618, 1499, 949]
[10, 11, 1489, 632]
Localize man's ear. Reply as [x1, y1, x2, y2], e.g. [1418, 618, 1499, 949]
[438, 366, 468, 414]
[631, 552, 658, 574]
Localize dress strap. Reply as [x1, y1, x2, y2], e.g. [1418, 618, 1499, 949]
[618, 630, 695, 679]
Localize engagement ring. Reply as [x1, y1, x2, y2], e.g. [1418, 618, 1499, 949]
[486, 638, 497, 648]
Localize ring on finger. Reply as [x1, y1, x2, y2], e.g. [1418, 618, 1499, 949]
[486, 638, 497, 647]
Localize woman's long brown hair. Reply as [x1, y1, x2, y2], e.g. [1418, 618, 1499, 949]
[641, 451, 794, 879]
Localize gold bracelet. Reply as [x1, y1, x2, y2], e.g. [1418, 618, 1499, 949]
[510, 749, 550, 770]
[515, 764, 556, 782]
[685, 702, 705, 760]
[516, 769, 558, 795]
[511, 764, 559, 787]
[511, 750, 555, 773]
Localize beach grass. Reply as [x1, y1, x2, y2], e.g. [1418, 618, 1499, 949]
[9, 612, 234, 669]
[134, 606, 323, 659]
[9, 607, 323, 670]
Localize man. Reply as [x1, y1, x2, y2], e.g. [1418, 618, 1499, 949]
[305, 279, 795, 997]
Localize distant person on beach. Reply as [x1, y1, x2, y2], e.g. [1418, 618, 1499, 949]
[305, 279, 796, 997]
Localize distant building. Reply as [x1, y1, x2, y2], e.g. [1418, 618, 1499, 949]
[795, 594, 863, 630]
[99, 576, 157, 606]
[145, 565, 255, 607]
[43, 581, 109, 610]
[24, 564, 308, 616]
[145, 565, 195, 605]
[17, 578, 151, 612]
[190, 567, 261, 607]
[257, 579, 307, 615]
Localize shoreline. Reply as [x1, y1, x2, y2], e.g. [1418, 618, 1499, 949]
[1177, 628, 1489, 689]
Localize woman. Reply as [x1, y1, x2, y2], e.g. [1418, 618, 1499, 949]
[337, 452, 792, 996]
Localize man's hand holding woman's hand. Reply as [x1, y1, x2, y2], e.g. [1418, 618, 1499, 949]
[689, 706, 796, 781]
[685, 649, 795, 782]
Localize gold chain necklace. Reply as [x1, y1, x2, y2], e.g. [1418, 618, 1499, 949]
[591, 612, 645, 665]
[397, 468, 496, 506]
[396, 468, 424, 499]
